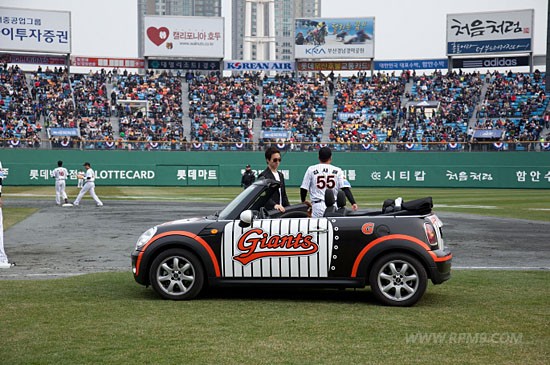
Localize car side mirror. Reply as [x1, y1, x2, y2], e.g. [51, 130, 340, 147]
[239, 210, 254, 228]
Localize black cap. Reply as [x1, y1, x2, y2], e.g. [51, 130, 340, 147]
[83, 162, 91, 167]
[246, 164, 251, 168]
[319, 146, 332, 162]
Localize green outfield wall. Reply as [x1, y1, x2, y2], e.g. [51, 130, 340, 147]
[1, 150, 549, 188]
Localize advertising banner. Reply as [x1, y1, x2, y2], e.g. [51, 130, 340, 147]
[72, 57, 145, 69]
[297, 61, 371, 71]
[294, 17, 374, 59]
[447, 9, 533, 55]
[0, 52, 66, 65]
[144, 16, 224, 58]
[148, 59, 220, 70]
[224, 61, 294, 71]
[452, 55, 530, 69]
[0, 150, 548, 189]
[374, 59, 448, 71]
[49, 128, 80, 137]
[0, 7, 71, 54]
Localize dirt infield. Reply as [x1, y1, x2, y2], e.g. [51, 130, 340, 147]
[1, 199, 549, 280]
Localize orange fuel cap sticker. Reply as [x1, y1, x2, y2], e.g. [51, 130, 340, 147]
[361, 222, 375, 235]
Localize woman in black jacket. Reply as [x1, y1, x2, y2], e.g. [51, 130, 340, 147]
[258, 146, 289, 212]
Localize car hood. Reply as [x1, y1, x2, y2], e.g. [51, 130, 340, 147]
[156, 217, 215, 236]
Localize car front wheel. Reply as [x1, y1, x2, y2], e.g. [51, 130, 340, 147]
[369, 253, 427, 307]
[149, 249, 204, 300]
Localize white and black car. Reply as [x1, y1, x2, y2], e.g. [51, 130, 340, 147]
[132, 179, 452, 306]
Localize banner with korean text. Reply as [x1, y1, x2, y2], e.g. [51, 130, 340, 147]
[144, 16, 224, 58]
[294, 17, 374, 59]
[447, 9, 533, 55]
[0, 150, 548, 189]
[0, 7, 71, 54]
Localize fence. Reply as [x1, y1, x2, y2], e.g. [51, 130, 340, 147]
[1, 149, 549, 188]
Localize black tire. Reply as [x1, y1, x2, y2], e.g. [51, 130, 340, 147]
[368, 253, 427, 307]
[149, 248, 204, 300]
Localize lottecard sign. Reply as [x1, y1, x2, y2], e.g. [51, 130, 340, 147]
[144, 16, 224, 58]
[0, 7, 71, 54]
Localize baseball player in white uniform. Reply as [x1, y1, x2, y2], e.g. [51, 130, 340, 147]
[0, 160, 14, 268]
[53, 160, 70, 205]
[77, 169, 84, 189]
[300, 146, 358, 218]
[73, 162, 103, 207]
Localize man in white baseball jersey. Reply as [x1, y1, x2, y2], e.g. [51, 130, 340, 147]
[300, 146, 358, 218]
[53, 160, 70, 205]
[73, 162, 103, 207]
[77, 169, 84, 189]
[0, 160, 14, 268]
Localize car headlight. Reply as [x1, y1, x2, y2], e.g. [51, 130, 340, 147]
[135, 227, 157, 251]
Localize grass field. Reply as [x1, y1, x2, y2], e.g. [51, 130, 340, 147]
[1, 187, 548, 363]
[0, 270, 548, 364]
[4, 186, 550, 221]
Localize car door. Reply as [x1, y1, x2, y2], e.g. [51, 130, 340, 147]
[221, 217, 334, 278]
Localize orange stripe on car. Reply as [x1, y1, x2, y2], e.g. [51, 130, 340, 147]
[351, 234, 450, 277]
[136, 231, 221, 277]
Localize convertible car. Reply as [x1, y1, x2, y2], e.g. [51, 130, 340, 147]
[132, 179, 452, 306]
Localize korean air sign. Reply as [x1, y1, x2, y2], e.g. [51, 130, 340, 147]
[224, 61, 294, 71]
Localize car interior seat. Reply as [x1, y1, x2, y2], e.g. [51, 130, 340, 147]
[323, 189, 337, 216]
[336, 189, 347, 214]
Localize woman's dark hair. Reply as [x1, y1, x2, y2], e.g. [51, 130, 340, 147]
[265, 146, 280, 161]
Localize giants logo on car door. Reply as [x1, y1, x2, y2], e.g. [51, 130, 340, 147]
[222, 218, 333, 278]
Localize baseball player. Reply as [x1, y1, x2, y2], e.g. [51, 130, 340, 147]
[53, 160, 70, 205]
[0, 160, 14, 268]
[73, 162, 103, 207]
[77, 169, 84, 189]
[300, 146, 358, 218]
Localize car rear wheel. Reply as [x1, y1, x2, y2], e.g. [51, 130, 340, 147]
[149, 249, 204, 300]
[369, 253, 427, 307]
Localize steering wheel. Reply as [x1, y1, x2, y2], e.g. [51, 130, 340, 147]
[279, 211, 310, 218]
[259, 207, 269, 219]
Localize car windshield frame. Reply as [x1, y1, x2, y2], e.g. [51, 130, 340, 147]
[217, 179, 280, 220]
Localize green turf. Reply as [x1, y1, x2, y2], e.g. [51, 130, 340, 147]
[0, 270, 548, 364]
[4, 186, 550, 221]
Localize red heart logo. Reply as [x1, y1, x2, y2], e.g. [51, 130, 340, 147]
[147, 27, 170, 46]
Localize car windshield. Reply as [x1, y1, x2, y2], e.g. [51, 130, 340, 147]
[217, 181, 278, 220]
[217, 187, 256, 220]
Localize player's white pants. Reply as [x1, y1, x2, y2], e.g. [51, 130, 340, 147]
[74, 182, 102, 205]
[312, 201, 330, 218]
[0, 207, 9, 264]
[77, 178, 83, 188]
[55, 180, 68, 205]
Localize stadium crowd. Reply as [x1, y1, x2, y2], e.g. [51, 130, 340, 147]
[1, 62, 548, 152]
[188, 72, 259, 150]
[261, 73, 327, 149]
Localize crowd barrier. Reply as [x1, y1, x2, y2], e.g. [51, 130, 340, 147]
[2, 139, 550, 152]
[0, 149, 549, 188]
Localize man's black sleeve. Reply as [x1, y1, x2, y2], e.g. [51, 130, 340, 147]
[300, 188, 308, 202]
[342, 187, 356, 205]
